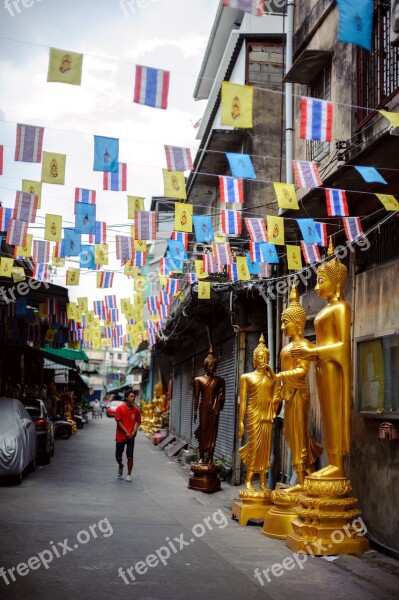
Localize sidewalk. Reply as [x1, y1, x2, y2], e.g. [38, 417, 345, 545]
[138, 432, 398, 600]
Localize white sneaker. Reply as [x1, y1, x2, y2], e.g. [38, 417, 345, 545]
[125, 475, 132, 482]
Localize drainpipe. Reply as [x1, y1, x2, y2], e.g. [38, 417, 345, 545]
[285, 0, 295, 184]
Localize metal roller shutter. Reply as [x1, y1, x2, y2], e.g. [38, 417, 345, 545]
[213, 336, 237, 463]
[170, 364, 182, 435]
[179, 359, 193, 442]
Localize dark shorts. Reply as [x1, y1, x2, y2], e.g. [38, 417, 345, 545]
[115, 437, 135, 460]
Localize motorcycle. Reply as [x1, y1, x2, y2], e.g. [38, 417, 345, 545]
[52, 415, 73, 439]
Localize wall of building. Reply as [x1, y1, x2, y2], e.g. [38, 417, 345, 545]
[351, 261, 399, 550]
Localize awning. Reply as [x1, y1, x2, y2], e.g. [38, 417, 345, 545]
[40, 346, 89, 369]
[106, 382, 132, 394]
[283, 49, 333, 84]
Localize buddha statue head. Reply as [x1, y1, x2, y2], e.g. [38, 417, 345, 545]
[316, 238, 348, 300]
[204, 346, 218, 374]
[253, 334, 270, 369]
[281, 282, 307, 336]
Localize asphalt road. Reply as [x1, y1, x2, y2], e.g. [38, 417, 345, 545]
[0, 416, 398, 600]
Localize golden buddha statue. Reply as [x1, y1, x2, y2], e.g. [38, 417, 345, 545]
[290, 238, 351, 479]
[193, 348, 225, 464]
[151, 370, 166, 413]
[276, 283, 323, 487]
[238, 335, 279, 491]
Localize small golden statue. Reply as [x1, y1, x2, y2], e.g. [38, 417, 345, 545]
[285, 239, 370, 555]
[188, 347, 225, 493]
[232, 335, 279, 526]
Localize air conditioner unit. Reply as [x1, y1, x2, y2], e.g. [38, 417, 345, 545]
[391, 0, 399, 46]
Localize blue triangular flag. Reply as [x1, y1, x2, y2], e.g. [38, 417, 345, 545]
[93, 135, 119, 172]
[63, 228, 82, 257]
[226, 152, 256, 179]
[167, 240, 188, 261]
[246, 253, 261, 275]
[80, 245, 96, 269]
[297, 218, 322, 244]
[354, 166, 387, 185]
[193, 215, 214, 243]
[336, 0, 373, 51]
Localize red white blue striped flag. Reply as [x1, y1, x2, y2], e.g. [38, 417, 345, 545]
[213, 242, 232, 266]
[46, 298, 58, 316]
[249, 242, 263, 263]
[301, 242, 321, 264]
[343, 217, 364, 242]
[228, 263, 239, 281]
[223, 1, 264, 16]
[0, 207, 12, 231]
[221, 210, 241, 236]
[15, 123, 44, 163]
[6, 219, 28, 246]
[147, 296, 160, 314]
[115, 235, 134, 261]
[89, 221, 107, 244]
[133, 251, 146, 267]
[315, 222, 328, 246]
[160, 304, 170, 319]
[14, 191, 38, 222]
[202, 253, 219, 274]
[219, 176, 244, 203]
[32, 240, 50, 264]
[32, 263, 50, 282]
[134, 66, 170, 110]
[103, 163, 127, 191]
[105, 295, 117, 309]
[159, 291, 171, 305]
[93, 300, 105, 315]
[171, 231, 188, 250]
[134, 211, 156, 240]
[244, 218, 268, 242]
[325, 189, 348, 216]
[186, 273, 197, 285]
[300, 97, 333, 142]
[164, 145, 193, 172]
[293, 160, 323, 188]
[107, 308, 119, 322]
[98, 272, 114, 288]
[165, 278, 180, 295]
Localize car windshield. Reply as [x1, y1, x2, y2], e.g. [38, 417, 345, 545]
[110, 401, 123, 406]
[25, 406, 42, 419]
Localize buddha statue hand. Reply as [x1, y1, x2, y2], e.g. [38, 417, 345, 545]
[290, 343, 315, 360]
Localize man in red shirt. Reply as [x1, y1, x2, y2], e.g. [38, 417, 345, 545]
[115, 390, 141, 482]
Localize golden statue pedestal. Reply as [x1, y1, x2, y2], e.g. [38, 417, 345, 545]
[188, 463, 221, 494]
[262, 488, 301, 539]
[231, 489, 273, 526]
[285, 476, 370, 555]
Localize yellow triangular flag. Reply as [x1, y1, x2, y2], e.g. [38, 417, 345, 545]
[163, 169, 187, 200]
[85, 311, 95, 326]
[0, 257, 14, 278]
[22, 180, 42, 209]
[134, 239, 147, 252]
[66, 268, 80, 286]
[273, 182, 299, 210]
[120, 298, 132, 314]
[52, 252, 65, 267]
[198, 281, 211, 299]
[77, 297, 88, 313]
[12, 267, 26, 282]
[95, 244, 108, 265]
[66, 303, 77, 320]
[195, 259, 208, 279]
[286, 244, 303, 270]
[236, 256, 251, 281]
[133, 292, 144, 307]
[379, 110, 399, 128]
[41, 152, 66, 185]
[47, 48, 83, 86]
[174, 202, 193, 232]
[15, 233, 33, 258]
[128, 196, 145, 218]
[221, 81, 253, 128]
[267, 215, 285, 245]
[44, 214, 62, 242]
[45, 329, 57, 344]
[134, 276, 147, 293]
[214, 235, 227, 243]
[375, 194, 399, 211]
[124, 260, 138, 277]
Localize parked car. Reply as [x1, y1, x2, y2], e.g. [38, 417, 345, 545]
[0, 397, 37, 484]
[106, 400, 123, 418]
[21, 398, 55, 464]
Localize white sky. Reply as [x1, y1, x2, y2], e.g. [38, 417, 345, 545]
[0, 0, 219, 308]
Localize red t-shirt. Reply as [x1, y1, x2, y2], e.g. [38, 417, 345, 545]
[115, 403, 141, 442]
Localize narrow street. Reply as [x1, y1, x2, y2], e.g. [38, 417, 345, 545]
[0, 418, 397, 600]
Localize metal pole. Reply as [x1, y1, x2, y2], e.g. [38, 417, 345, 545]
[285, 0, 295, 184]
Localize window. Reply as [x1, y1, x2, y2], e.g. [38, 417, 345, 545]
[117, 353, 122, 360]
[357, 334, 399, 414]
[356, 1, 399, 126]
[307, 65, 331, 162]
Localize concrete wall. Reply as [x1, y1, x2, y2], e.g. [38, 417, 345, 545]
[351, 261, 399, 550]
